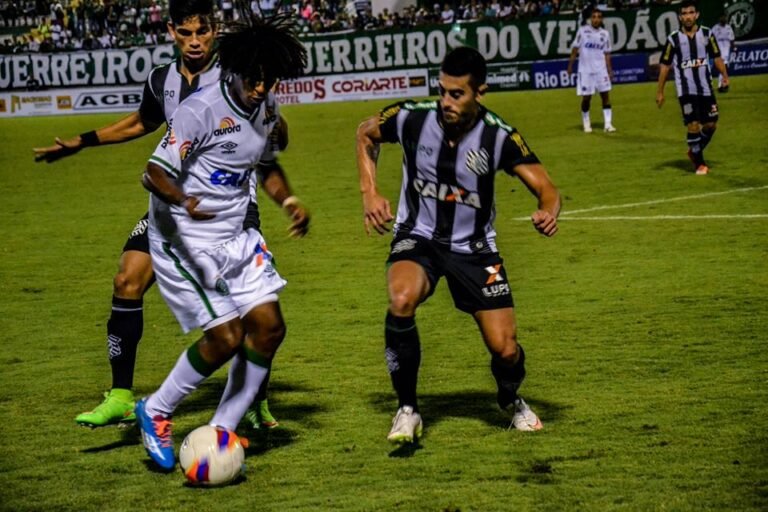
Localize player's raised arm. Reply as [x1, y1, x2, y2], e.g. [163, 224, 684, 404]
[356, 115, 393, 235]
[33, 110, 161, 164]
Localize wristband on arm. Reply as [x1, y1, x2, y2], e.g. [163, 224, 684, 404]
[282, 196, 300, 209]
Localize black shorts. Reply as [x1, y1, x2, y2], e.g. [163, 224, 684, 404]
[678, 95, 719, 125]
[122, 212, 150, 253]
[386, 235, 514, 314]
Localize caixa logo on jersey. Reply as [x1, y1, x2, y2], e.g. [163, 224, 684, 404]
[213, 117, 242, 137]
[74, 91, 142, 110]
[210, 168, 252, 187]
[680, 58, 707, 69]
[413, 179, 481, 209]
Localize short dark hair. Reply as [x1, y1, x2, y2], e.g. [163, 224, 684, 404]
[169, 0, 215, 26]
[679, 0, 698, 13]
[218, 3, 307, 84]
[441, 47, 487, 89]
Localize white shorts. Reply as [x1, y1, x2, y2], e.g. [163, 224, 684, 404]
[720, 49, 731, 65]
[577, 71, 612, 95]
[149, 228, 287, 333]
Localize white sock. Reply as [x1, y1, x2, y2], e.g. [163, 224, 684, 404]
[581, 111, 590, 125]
[210, 353, 270, 431]
[146, 351, 207, 417]
[603, 108, 613, 127]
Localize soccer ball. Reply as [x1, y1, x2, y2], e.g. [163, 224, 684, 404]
[178, 425, 245, 486]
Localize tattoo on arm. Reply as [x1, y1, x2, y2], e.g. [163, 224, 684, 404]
[366, 143, 380, 163]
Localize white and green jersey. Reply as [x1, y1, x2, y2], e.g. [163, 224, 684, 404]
[148, 81, 280, 248]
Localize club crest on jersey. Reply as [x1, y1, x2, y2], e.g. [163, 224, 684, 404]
[466, 148, 490, 176]
[213, 117, 242, 136]
[413, 179, 481, 209]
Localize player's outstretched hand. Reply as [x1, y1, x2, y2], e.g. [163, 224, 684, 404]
[655, 91, 665, 109]
[33, 136, 82, 163]
[183, 196, 216, 221]
[531, 210, 558, 237]
[362, 191, 393, 236]
[285, 201, 310, 238]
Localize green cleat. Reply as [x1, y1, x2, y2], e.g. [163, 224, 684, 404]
[75, 389, 136, 428]
[244, 399, 279, 430]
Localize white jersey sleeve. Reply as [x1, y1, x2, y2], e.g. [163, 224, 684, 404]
[571, 26, 584, 50]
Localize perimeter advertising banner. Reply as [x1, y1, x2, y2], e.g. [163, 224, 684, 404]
[5, 0, 764, 91]
[274, 68, 429, 105]
[0, 69, 429, 117]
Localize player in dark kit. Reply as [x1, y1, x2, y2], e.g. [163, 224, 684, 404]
[32, 0, 308, 429]
[656, 0, 729, 176]
[356, 46, 560, 444]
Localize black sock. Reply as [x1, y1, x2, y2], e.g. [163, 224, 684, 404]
[255, 368, 271, 401]
[491, 345, 526, 409]
[700, 128, 715, 150]
[385, 312, 421, 411]
[107, 296, 143, 390]
[687, 132, 705, 166]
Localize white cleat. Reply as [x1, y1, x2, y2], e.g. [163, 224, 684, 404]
[583, 124, 593, 133]
[604, 125, 617, 133]
[507, 398, 543, 432]
[387, 406, 423, 444]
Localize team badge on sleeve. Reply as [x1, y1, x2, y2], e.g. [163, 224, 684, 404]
[510, 132, 531, 157]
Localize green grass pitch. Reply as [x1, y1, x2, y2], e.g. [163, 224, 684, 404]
[0, 75, 766, 511]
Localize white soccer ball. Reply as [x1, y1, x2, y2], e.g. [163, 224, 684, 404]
[178, 425, 245, 486]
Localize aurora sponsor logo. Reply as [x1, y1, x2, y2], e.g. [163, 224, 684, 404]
[213, 117, 241, 136]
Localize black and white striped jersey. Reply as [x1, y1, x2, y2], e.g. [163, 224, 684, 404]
[378, 100, 540, 255]
[138, 55, 221, 128]
[660, 27, 721, 97]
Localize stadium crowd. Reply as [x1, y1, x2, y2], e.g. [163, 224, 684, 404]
[0, 0, 673, 54]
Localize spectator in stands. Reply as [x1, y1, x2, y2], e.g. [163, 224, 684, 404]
[220, 0, 234, 21]
[440, 3, 454, 24]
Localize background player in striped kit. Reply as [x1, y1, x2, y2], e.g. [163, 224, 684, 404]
[711, 13, 736, 93]
[656, 0, 729, 176]
[135, 5, 307, 471]
[357, 47, 560, 445]
[567, 8, 616, 133]
[32, 0, 305, 430]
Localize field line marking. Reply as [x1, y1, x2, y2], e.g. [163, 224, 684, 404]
[553, 214, 768, 221]
[559, 185, 768, 216]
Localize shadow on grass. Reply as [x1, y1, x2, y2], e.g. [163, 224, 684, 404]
[80, 379, 324, 457]
[370, 390, 568, 430]
[388, 442, 423, 458]
[79, 424, 141, 453]
[653, 158, 696, 173]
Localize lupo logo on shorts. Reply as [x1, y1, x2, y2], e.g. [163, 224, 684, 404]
[213, 117, 242, 137]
